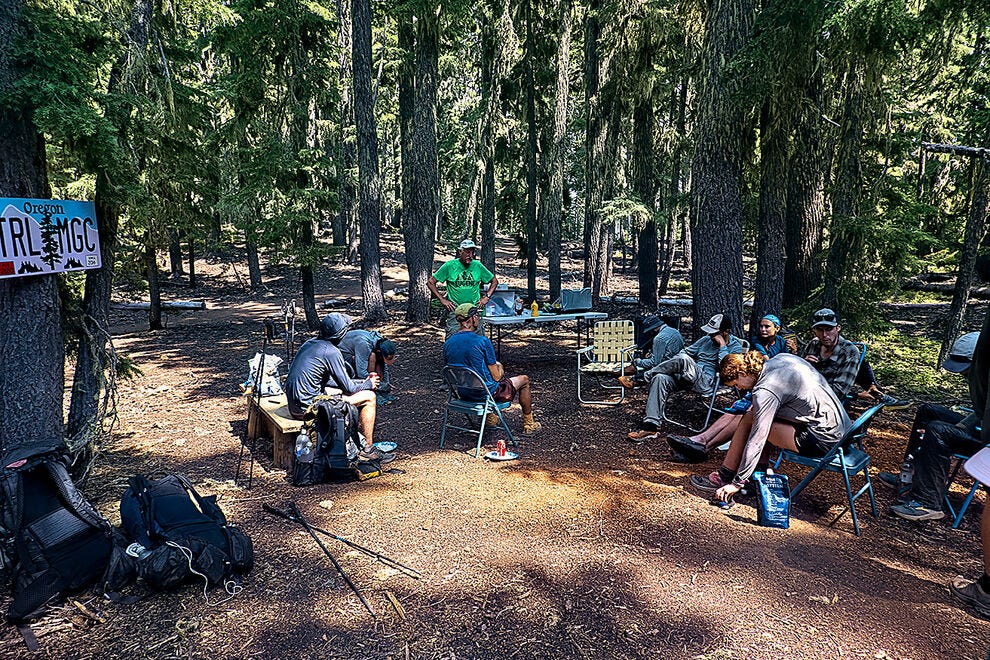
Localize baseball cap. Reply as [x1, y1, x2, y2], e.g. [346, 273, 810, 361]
[454, 303, 478, 321]
[942, 331, 979, 373]
[811, 308, 839, 328]
[458, 239, 478, 250]
[700, 313, 728, 334]
[319, 313, 352, 341]
[378, 339, 397, 358]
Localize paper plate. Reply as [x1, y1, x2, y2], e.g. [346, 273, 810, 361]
[964, 446, 990, 482]
[373, 441, 397, 453]
[484, 451, 519, 461]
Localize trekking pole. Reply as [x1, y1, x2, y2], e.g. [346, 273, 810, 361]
[287, 502, 376, 618]
[237, 319, 274, 488]
[263, 504, 422, 579]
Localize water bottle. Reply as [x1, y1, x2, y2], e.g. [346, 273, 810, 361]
[296, 427, 314, 464]
[514, 297, 523, 315]
[530, 300, 539, 318]
[899, 455, 914, 487]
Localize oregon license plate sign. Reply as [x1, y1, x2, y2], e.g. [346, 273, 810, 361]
[0, 198, 101, 279]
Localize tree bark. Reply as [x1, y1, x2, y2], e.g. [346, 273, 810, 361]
[246, 221, 262, 289]
[352, 0, 387, 322]
[335, 0, 355, 248]
[634, 100, 658, 308]
[168, 228, 183, 278]
[524, 0, 538, 300]
[146, 234, 162, 330]
[404, 9, 440, 322]
[689, 0, 755, 335]
[583, 0, 611, 303]
[187, 234, 196, 288]
[544, 0, 571, 303]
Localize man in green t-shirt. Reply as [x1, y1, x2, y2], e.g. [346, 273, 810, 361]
[428, 239, 499, 338]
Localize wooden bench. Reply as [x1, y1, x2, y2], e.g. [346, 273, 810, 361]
[246, 393, 302, 469]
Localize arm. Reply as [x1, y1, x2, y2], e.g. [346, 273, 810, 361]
[327, 349, 374, 393]
[733, 389, 783, 486]
[427, 274, 455, 312]
[479, 274, 499, 308]
[827, 341, 861, 398]
[684, 336, 704, 360]
[487, 361, 505, 382]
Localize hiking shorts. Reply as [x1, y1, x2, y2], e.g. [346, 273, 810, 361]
[793, 424, 834, 458]
[493, 378, 517, 403]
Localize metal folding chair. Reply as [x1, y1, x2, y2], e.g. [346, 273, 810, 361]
[945, 450, 985, 529]
[439, 365, 516, 458]
[663, 340, 750, 433]
[773, 403, 884, 536]
[576, 320, 636, 405]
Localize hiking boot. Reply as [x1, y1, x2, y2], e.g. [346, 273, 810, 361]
[618, 376, 635, 389]
[523, 413, 542, 435]
[877, 471, 901, 488]
[485, 413, 501, 428]
[890, 499, 944, 521]
[358, 447, 396, 465]
[628, 428, 659, 443]
[667, 434, 708, 463]
[690, 471, 729, 493]
[878, 394, 910, 411]
[950, 576, 990, 618]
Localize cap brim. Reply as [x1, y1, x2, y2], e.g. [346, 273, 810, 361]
[700, 325, 717, 334]
[964, 447, 990, 483]
[812, 322, 838, 329]
[941, 356, 971, 373]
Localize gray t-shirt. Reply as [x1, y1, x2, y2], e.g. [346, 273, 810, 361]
[734, 353, 851, 485]
[338, 329, 380, 378]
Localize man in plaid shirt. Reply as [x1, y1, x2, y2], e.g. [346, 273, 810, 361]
[802, 308, 861, 399]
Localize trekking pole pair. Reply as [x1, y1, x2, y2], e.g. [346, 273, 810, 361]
[264, 503, 423, 617]
[237, 319, 277, 488]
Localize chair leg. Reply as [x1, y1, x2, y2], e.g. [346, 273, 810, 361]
[475, 409, 488, 458]
[838, 450, 861, 536]
[495, 407, 516, 447]
[440, 405, 451, 449]
[951, 481, 981, 529]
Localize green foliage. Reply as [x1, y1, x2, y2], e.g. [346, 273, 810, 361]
[864, 328, 970, 400]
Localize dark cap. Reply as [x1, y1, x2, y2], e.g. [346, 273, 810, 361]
[943, 332, 979, 373]
[812, 308, 839, 328]
[319, 313, 352, 342]
[378, 339, 397, 358]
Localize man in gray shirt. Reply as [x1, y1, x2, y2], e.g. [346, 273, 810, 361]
[628, 314, 744, 442]
[621, 317, 685, 382]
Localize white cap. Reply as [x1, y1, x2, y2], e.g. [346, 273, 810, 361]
[458, 239, 479, 250]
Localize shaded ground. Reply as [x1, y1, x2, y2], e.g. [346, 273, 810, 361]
[2, 236, 989, 659]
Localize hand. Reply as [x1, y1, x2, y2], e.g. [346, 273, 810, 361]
[443, 298, 456, 311]
[785, 338, 798, 353]
[804, 354, 819, 364]
[715, 483, 741, 502]
[480, 295, 490, 306]
[711, 333, 727, 347]
[368, 373, 381, 390]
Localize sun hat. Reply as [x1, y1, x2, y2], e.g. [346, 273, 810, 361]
[454, 303, 478, 321]
[811, 308, 839, 328]
[458, 239, 478, 250]
[942, 331, 979, 373]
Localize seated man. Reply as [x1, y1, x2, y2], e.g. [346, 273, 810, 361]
[627, 313, 744, 442]
[338, 329, 398, 405]
[443, 303, 542, 435]
[888, 331, 984, 521]
[285, 313, 393, 463]
[622, 316, 685, 380]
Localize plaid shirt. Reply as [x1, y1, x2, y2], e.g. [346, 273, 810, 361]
[803, 336, 861, 398]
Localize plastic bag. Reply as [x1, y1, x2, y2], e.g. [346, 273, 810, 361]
[243, 353, 283, 395]
[753, 471, 790, 529]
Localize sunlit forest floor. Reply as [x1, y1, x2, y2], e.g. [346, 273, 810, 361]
[3, 236, 988, 659]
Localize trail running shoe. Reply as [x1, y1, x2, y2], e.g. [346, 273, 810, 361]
[890, 499, 944, 521]
[627, 428, 659, 443]
[667, 434, 708, 462]
[950, 577, 990, 618]
[690, 471, 728, 493]
[358, 447, 396, 465]
[879, 394, 911, 411]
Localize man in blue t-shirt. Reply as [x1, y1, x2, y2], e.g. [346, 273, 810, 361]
[443, 303, 542, 435]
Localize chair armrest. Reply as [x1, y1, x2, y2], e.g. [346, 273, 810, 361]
[576, 346, 595, 356]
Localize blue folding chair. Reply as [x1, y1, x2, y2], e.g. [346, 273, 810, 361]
[773, 403, 884, 536]
[439, 365, 516, 458]
[945, 450, 985, 529]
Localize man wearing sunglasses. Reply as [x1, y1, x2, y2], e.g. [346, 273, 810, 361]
[803, 308, 862, 399]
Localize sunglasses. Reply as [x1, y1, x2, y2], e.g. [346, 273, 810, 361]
[813, 312, 837, 323]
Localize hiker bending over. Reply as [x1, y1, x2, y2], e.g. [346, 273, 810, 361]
[667, 313, 795, 462]
[626, 313, 744, 443]
[443, 303, 542, 435]
[285, 313, 394, 464]
[690, 351, 851, 503]
[339, 329, 398, 406]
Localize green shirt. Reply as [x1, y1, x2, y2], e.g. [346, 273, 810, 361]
[433, 259, 494, 306]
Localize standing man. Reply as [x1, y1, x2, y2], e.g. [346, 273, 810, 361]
[443, 304, 542, 435]
[285, 314, 393, 464]
[428, 239, 499, 338]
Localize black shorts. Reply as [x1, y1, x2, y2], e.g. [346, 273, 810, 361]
[493, 378, 517, 403]
[793, 425, 834, 457]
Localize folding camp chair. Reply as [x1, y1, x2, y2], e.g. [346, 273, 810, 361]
[772, 403, 883, 536]
[945, 449, 986, 529]
[576, 320, 636, 405]
[662, 340, 750, 434]
[439, 365, 516, 458]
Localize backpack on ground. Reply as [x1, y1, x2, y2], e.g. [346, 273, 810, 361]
[0, 440, 135, 624]
[119, 474, 253, 590]
[292, 397, 381, 486]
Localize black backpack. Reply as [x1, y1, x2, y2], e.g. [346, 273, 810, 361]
[292, 397, 380, 485]
[119, 474, 253, 590]
[0, 440, 134, 624]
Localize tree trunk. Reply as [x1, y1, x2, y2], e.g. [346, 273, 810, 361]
[146, 235, 162, 330]
[187, 235, 196, 288]
[783, 67, 826, 309]
[168, 228, 183, 278]
[352, 0, 387, 322]
[750, 99, 790, 331]
[583, 0, 609, 303]
[246, 222, 262, 289]
[478, 7, 498, 274]
[404, 9, 440, 322]
[525, 0, 538, 300]
[634, 99, 658, 308]
[67, 0, 153, 454]
[544, 0, 571, 303]
[941, 159, 990, 365]
[689, 0, 755, 335]
[0, 0, 62, 454]
[335, 0, 355, 249]
[398, 14, 417, 278]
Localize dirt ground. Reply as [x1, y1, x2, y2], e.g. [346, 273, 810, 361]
[2, 237, 990, 659]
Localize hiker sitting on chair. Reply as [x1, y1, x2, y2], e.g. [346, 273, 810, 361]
[339, 329, 398, 406]
[626, 313, 744, 443]
[622, 316, 685, 381]
[443, 303, 542, 435]
[285, 313, 393, 464]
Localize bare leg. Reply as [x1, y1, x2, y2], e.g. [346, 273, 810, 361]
[693, 415, 742, 449]
[721, 413, 798, 472]
[343, 390, 377, 447]
[508, 375, 534, 415]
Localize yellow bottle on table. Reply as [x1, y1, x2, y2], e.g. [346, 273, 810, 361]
[530, 300, 539, 318]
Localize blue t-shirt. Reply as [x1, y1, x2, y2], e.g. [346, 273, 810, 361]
[443, 330, 498, 392]
[752, 334, 788, 358]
